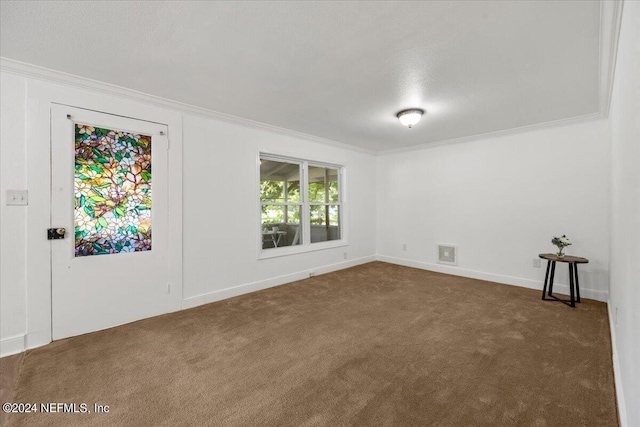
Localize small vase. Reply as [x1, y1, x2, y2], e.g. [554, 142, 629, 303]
[556, 249, 565, 258]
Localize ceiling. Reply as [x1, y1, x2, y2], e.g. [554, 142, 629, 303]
[1, 1, 606, 152]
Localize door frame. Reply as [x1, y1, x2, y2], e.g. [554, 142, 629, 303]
[25, 80, 183, 350]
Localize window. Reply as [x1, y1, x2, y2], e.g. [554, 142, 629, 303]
[74, 123, 152, 256]
[260, 158, 302, 249]
[308, 165, 340, 243]
[260, 154, 343, 254]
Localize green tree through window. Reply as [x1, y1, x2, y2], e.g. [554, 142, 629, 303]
[260, 156, 342, 250]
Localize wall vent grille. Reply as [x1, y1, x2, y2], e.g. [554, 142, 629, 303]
[438, 244, 458, 266]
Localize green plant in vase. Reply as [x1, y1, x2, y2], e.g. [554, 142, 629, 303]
[551, 235, 572, 258]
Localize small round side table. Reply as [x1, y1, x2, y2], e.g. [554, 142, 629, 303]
[539, 253, 589, 308]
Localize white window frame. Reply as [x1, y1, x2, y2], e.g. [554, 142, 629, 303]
[258, 153, 347, 259]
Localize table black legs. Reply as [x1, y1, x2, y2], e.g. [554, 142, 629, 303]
[541, 260, 580, 308]
[568, 262, 575, 307]
[541, 260, 551, 299]
[574, 263, 581, 303]
[549, 261, 556, 295]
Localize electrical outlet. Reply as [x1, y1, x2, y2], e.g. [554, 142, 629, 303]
[343, 252, 347, 260]
[6, 190, 28, 206]
[402, 243, 407, 251]
[533, 258, 541, 268]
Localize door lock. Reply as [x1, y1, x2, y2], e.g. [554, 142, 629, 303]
[47, 228, 66, 240]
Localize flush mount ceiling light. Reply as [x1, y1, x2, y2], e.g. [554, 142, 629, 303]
[396, 108, 425, 128]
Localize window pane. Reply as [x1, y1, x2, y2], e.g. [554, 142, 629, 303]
[260, 159, 300, 202]
[310, 205, 341, 243]
[287, 205, 300, 224]
[287, 181, 301, 203]
[261, 204, 285, 224]
[74, 123, 152, 257]
[308, 166, 339, 203]
[260, 180, 283, 202]
[261, 205, 302, 249]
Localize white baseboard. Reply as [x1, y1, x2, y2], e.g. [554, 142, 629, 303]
[1, 256, 376, 354]
[0, 334, 25, 358]
[376, 255, 609, 302]
[182, 255, 377, 310]
[608, 301, 628, 427]
[25, 330, 53, 352]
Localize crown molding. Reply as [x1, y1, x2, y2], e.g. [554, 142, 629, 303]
[378, 0, 623, 156]
[0, 1, 623, 157]
[0, 57, 376, 156]
[598, 0, 624, 118]
[376, 112, 605, 156]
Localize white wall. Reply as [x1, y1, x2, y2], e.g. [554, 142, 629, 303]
[608, 1, 640, 426]
[0, 26, 635, 426]
[376, 119, 611, 301]
[0, 68, 614, 358]
[0, 72, 28, 353]
[0, 74, 186, 355]
[0, 72, 377, 356]
[181, 114, 377, 306]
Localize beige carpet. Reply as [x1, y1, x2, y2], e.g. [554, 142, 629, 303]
[0, 353, 23, 426]
[2, 262, 617, 426]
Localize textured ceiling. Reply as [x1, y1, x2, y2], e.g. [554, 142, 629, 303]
[0, 1, 601, 151]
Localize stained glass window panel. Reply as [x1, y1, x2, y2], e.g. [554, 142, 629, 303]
[74, 124, 152, 257]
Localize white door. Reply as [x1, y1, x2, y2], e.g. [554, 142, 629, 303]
[51, 105, 170, 340]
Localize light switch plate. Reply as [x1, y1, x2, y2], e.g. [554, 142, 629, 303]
[6, 190, 28, 206]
